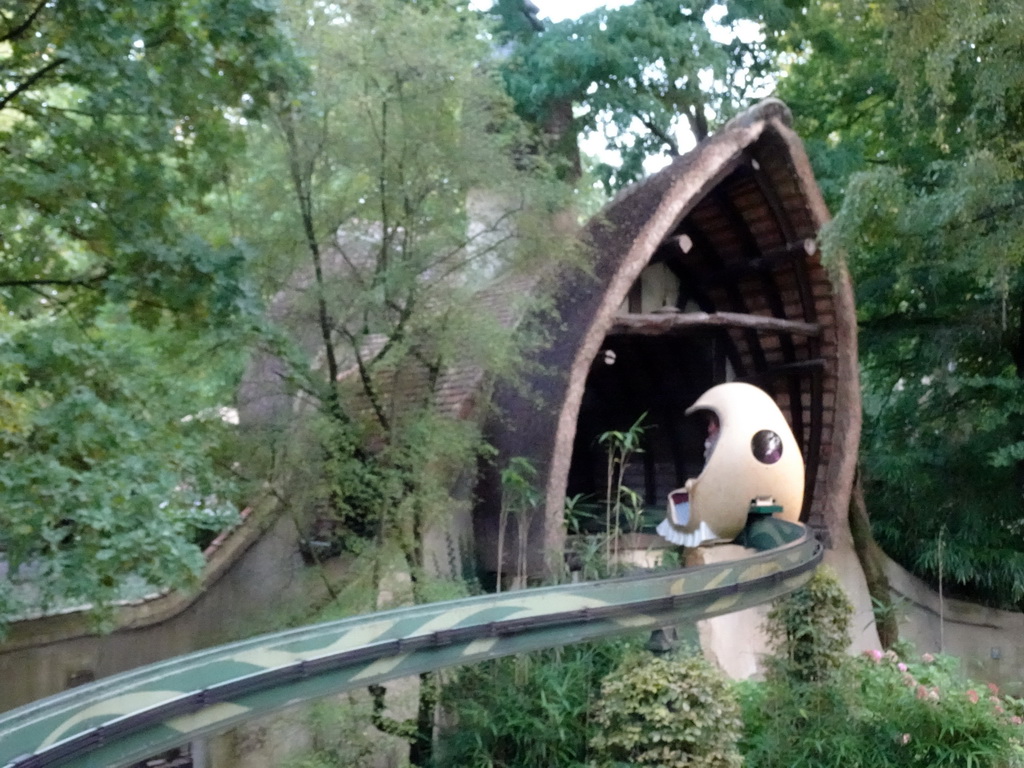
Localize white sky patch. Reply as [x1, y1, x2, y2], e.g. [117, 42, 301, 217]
[469, 1, 771, 179]
[703, 3, 762, 45]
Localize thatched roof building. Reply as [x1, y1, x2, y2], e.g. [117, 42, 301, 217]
[477, 98, 861, 579]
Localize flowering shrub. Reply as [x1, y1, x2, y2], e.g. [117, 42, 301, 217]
[743, 649, 1024, 766]
[852, 648, 1024, 765]
[743, 569, 1024, 767]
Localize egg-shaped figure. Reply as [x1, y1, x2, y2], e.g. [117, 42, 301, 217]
[656, 382, 804, 547]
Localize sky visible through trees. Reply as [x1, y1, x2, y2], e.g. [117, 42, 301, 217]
[3, 0, 1024, 633]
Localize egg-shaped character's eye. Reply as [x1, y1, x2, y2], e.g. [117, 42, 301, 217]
[751, 430, 783, 464]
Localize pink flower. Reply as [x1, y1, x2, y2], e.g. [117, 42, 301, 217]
[916, 685, 929, 700]
[901, 733, 912, 745]
[922, 653, 935, 663]
[897, 662, 908, 672]
[865, 649, 884, 663]
[987, 682, 1000, 695]
[967, 689, 980, 704]
[1011, 716, 1022, 725]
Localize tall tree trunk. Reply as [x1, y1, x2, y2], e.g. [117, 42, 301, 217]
[849, 467, 899, 649]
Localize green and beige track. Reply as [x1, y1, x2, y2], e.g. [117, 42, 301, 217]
[0, 518, 821, 768]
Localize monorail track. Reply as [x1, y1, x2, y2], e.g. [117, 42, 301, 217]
[0, 518, 821, 768]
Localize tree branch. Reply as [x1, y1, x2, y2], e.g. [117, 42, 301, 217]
[337, 324, 391, 433]
[0, 272, 110, 289]
[637, 114, 680, 156]
[1, 0, 49, 42]
[0, 57, 68, 112]
[277, 106, 345, 421]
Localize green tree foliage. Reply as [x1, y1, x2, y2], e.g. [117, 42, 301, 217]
[225, 0, 573, 565]
[0, 0, 295, 320]
[589, 650, 744, 768]
[0, 0, 297, 626]
[0, 310, 243, 624]
[222, 4, 575, 762]
[435, 640, 627, 768]
[759, 0, 1024, 606]
[729, 0, 902, 207]
[492, 0, 775, 190]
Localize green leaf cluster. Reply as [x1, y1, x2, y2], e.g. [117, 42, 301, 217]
[0, 307, 244, 625]
[493, 0, 774, 190]
[0, 0, 297, 322]
[0, 0, 297, 627]
[220, 0, 578, 577]
[589, 649, 744, 768]
[764, 566, 853, 683]
[435, 640, 629, 768]
[758, 0, 1024, 605]
[744, 570, 1024, 767]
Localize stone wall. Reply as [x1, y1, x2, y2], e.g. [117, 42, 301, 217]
[0, 498, 343, 712]
[885, 554, 1024, 697]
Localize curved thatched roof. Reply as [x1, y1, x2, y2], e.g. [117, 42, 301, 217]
[479, 99, 860, 577]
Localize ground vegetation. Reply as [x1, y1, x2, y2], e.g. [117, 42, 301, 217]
[743, 568, 1024, 767]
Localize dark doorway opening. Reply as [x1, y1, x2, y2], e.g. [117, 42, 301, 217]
[567, 332, 729, 521]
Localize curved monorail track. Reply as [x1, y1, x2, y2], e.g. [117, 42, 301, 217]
[0, 518, 820, 768]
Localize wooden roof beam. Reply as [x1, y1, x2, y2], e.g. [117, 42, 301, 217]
[609, 311, 821, 338]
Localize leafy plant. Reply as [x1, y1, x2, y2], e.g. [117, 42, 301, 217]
[497, 457, 541, 592]
[0, 309, 244, 629]
[589, 650, 744, 768]
[744, 564, 1024, 767]
[435, 640, 630, 768]
[564, 493, 594, 536]
[763, 566, 853, 684]
[597, 413, 646, 567]
[742, 648, 1024, 768]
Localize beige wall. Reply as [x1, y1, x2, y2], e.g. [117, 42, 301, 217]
[688, 535, 880, 681]
[0, 504, 339, 712]
[885, 555, 1024, 697]
[0, 487, 476, 717]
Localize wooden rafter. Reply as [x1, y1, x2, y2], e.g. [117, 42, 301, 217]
[609, 311, 821, 338]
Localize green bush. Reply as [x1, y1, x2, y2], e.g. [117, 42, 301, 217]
[434, 640, 628, 768]
[739, 672, 868, 767]
[763, 566, 852, 683]
[743, 649, 1024, 767]
[589, 651, 743, 768]
[743, 566, 1024, 767]
[855, 650, 1024, 766]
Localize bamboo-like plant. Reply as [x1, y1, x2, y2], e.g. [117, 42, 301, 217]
[497, 457, 540, 592]
[597, 413, 647, 567]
